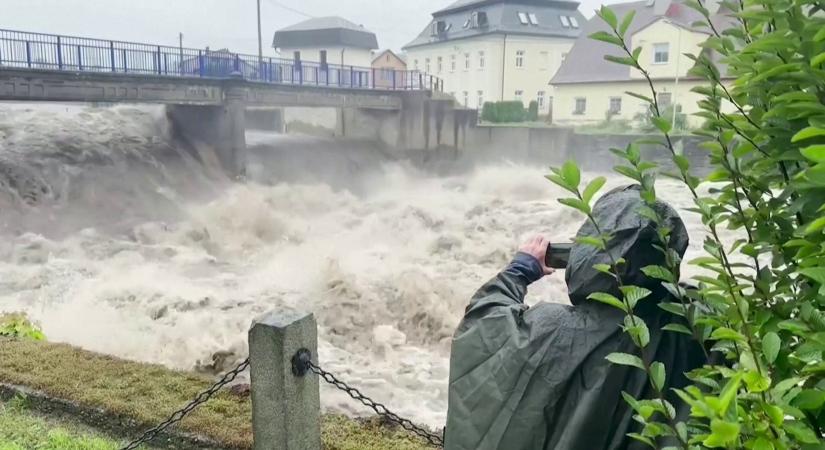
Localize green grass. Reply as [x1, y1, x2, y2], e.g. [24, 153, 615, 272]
[0, 338, 433, 450]
[0, 397, 133, 450]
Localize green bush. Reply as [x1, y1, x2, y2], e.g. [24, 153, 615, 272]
[528, 101, 539, 121]
[0, 314, 45, 341]
[548, 2, 825, 449]
[633, 103, 688, 133]
[480, 101, 528, 123]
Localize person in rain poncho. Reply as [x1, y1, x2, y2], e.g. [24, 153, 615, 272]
[444, 185, 707, 450]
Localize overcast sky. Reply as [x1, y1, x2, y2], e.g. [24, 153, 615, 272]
[3, 0, 614, 55]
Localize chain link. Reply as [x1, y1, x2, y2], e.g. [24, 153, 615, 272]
[307, 361, 445, 448]
[120, 358, 250, 450]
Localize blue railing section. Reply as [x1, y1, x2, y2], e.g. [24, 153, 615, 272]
[0, 29, 443, 91]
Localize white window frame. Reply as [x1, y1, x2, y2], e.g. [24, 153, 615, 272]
[477, 90, 484, 108]
[539, 51, 549, 71]
[528, 13, 539, 25]
[537, 91, 546, 110]
[515, 50, 525, 68]
[515, 90, 524, 103]
[450, 54, 456, 72]
[478, 50, 485, 69]
[560, 15, 571, 28]
[569, 16, 579, 28]
[518, 12, 529, 25]
[464, 53, 470, 70]
[414, 59, 419, 70]
[463, 91, 469, 107]
[609, 96, 622, 114]
[653, 43, 670, 64]
[425, 58, 430, 73]
[574, 97, 586, 115]
[437, 56, 443, 73]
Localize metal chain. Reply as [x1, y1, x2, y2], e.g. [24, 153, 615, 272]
[120, 357, 251, 450]
[307, 360, 445, 448]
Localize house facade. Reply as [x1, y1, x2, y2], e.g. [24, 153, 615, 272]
[550, 0, 730, 128]
[403, 0, 585, 111]
[371, 49, 408, 89]
[272, 16, 379, 68]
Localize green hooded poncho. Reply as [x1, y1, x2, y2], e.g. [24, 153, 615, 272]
[444, 185, 706, 450]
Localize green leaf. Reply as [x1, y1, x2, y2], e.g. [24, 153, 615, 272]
[589, 31, 623, 47]
[589, 292, 627, 312]
[793, 389, 825, 410]
[562, 160, 581, 190]
[619, 286, 652, 310]
[576, 235, 606, 249]
[792, 127, 825, 143]
[785, 421, 819, 444]
[599, 5, 618, 29]
[804, 216, 825, 235]
[545, 173, 574, 193]
[582, 176, 606, 204]
[743, 370, 771, 393]
[800, 267, 825, 285]
[625, 315, 650, 347]
[605, 352, 644, 370]
[593, 263, 613, 274]
[801, 145, 825, 163]
[626, 91, 653, 104]
[604, 55, 637, 66]
[711, 327, 747, 342]
[650, 361, 666, 391]
[662, 323, 692, 335]
[652, 116, 672, 134]
[673, 155, 690, 173]
[816, 26, 825, 42]
[558, 197, 590, 215]
[619, 10, 636, 35]
[813, 52, 825, 67]
[762, 332, 781, 364]
[703, 420, 740, 448]
[750, 437, 774, 450]
[641, 265, 675, 282]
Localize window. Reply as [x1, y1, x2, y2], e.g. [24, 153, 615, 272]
[477, 90, 484, 108]
[464, 53, 470, 70]
[464, 18, 471, 28]
[463, 91, 469, 107]
[320, 50, 327, 67]
[437, 56, 443, 73]
[425, 58, 430, 73]
[609, 97, 622, 114]
[518, 12, 529, 24]
[537, 91, 546, 110]
[574, 97, 586, 115]
[414, 59, 419, 70]
[515, 90, 524, 103]
[515, 50, 525, 68]
[539, 51, 549, 70]
[658, 92, 672, 108]
[569, 16, 579, 28]
[560, 15, 571, 28]
[653, 43, 670, 64]
[386, 54, 390, 62]
[479, 51, 485, 69]
[451, 54, 456, 72]
[293, 51, 301, 61]
[529, 13, 539, 25]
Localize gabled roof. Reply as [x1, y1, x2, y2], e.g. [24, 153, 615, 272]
[272, 16, 379, 50]
[404, 0, 584, 49]
[550, 0, 729, 85]
[372, 49, 406, 64]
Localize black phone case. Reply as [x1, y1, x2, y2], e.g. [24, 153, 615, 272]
[546, 243, 573, 269]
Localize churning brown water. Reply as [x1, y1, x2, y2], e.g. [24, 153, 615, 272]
[0, 103, 719, 426]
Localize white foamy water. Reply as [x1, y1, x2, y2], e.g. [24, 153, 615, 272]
[0, 103, 721, 427]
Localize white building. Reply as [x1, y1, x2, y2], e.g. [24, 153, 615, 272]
[550, 0, 732, 128]
[272, 17, 379, 68]
[403, 0, 585, 112]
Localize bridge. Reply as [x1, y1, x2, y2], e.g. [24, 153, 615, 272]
[0, 29, 465, 175]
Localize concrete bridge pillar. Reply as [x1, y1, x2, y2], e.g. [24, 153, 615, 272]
[166, 87, 247, 178]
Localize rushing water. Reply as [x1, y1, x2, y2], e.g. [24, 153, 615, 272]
[0, 103, 718, 427]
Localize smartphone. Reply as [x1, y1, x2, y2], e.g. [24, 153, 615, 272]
[545, 243, 573, 269]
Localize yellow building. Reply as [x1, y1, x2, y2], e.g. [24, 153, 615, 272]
[403, 0, 585, 112]
[550, 0, 732, 128]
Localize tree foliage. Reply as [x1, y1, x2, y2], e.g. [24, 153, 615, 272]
[547, 1, 825, 448]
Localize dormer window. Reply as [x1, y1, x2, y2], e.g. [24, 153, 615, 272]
[569, 16, 579, 28]
[560, 15, 571, 28]
[518, 12, 529, 25]
[528, 13, 539, 25]
[431, 20, 449, 36]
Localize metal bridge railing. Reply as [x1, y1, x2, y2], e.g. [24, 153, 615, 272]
[0, 29, 443, 92]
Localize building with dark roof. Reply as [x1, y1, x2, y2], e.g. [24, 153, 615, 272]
[549, 0, 732, 127]
[272, 16, 379, 68]
[402, 0, 585, 111]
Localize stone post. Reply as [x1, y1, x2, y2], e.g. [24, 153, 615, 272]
[223, 84, 248, 177]
[249, 311, 321, 450]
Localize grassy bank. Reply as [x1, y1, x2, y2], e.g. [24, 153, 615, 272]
[0, 338, 432, 450]
[0, 397, 136, 450]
